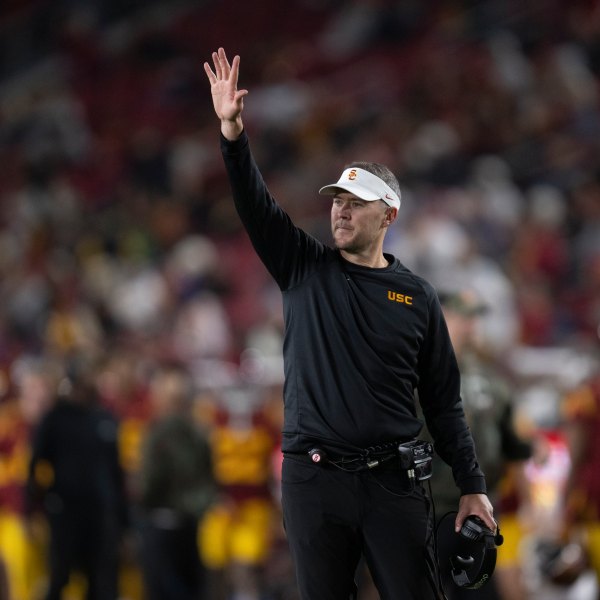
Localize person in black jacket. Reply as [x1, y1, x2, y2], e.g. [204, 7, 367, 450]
[204, 47, 495, 600]
[26, 362, 128, 600]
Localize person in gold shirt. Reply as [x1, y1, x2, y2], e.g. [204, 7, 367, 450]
[0, 358, 58, 600]
[561, 368, 600, 598]
[198, 380, 280, 600]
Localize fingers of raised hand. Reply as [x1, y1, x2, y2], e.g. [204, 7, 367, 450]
[217, 47, 232, 79]
[205, 48, 236, 85]
[203, 61, 216, 83]
[211, 51, 223, 79]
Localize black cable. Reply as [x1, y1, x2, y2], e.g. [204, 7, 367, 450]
[363, 470, 449, 599]
[427, 481, 451, 600]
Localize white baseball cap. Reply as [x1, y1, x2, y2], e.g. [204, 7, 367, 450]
[319, 167, 401, 209]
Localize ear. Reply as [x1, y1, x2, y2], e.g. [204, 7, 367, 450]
[383, 207, 398, 227]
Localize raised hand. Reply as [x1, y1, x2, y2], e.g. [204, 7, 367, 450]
[204, 47, 248, 139]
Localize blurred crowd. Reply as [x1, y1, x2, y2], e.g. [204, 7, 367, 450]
[1, 0, 600, 598]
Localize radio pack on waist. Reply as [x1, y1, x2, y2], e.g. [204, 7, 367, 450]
[305, 439, 434, 480]
[397, 439, 434, 481]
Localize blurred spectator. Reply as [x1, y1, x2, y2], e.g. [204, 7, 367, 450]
[25, 359, 128, 600]
[136, 362, 215, 600]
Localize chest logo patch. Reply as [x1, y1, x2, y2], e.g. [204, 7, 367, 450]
[387, 290, 413, 305]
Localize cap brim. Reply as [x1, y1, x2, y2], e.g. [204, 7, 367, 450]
[318, 183, 382, 202]
[439, 291, 490, 316]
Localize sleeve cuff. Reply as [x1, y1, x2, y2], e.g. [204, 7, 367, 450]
[220, 129, 248, 155]
[458, 475, 487, 496]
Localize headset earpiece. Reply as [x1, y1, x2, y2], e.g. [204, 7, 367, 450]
[495, 530, 504, 546]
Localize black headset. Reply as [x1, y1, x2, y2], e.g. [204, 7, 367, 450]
[436, 512, 504, 590]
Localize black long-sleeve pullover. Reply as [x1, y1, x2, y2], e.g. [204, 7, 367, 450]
[221, 131, 486, 495]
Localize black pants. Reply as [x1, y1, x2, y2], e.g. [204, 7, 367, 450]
[139, 513, 205, 600]
[45, 510, 120, 600]
[281, 455, 440, 600]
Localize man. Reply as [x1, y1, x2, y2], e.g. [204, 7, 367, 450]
[431, 289, 532, 600]
[137, 363, 215, 600]
[26, 361, 128, 600]
[204, 47, 494, 600]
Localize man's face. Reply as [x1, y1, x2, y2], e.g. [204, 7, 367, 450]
[444, 311, 478, 355]
[330, 192, 390, 253]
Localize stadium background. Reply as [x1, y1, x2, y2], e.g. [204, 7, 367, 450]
[0, 0, 599, 599]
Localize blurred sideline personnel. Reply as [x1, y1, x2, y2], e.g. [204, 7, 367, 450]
[0, 358, 57, 600]
[137, 363, 215, 600]
[26, 359, 129, 600]
[204, 47, 494, 600]
[561, 366, 600, 597]
[431, 290, 532, 600]
[197, 382, 280, 600]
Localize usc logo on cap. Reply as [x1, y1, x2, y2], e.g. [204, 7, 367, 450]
[348, 169, 357, 180]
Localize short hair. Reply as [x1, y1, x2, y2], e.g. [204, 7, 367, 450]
[346, 161, 401, 200]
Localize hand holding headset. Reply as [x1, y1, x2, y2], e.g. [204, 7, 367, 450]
[437, 513, 504, 590]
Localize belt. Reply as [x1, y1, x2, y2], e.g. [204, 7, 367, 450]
[284, 441, 402, 472]
[284, 439, 433, 480]
[284, 450, 398, 472]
